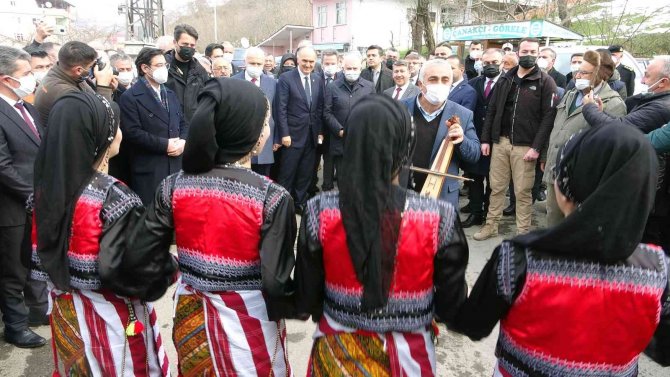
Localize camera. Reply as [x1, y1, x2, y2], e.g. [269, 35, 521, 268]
[94, 58, 119, 76]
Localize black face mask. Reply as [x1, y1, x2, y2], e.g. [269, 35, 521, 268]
[483, 64, 500, 78]
[76, 68, 91, 83]
[280, 65, 295, 74]
[518, 55, 537, 69]
[177, 46, 195, 61]
[386, 58, 394, 70]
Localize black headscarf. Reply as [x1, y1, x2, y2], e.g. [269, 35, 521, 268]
[339, 95, 415, 310]
[514, 124, 657, 261]
[279, 53, 297, 75]
[34, 92, 119, 290]
[182, 78, 268, 174]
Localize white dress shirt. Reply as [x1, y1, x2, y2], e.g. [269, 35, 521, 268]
[0, 92, 35, 125]
[245, 70, 261, 87]
[393, 82, 410, 99]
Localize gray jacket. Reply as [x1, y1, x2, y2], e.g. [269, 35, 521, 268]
[384, 83, 421, 100]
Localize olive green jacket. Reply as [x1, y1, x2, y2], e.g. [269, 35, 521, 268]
[542, 83, 627, 184]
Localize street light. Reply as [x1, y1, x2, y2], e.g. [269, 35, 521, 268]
[213, 0, 218, 43]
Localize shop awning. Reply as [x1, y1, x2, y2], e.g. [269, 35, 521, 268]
[442, 20, 583, 41]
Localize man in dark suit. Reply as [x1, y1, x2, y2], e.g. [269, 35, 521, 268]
[310, 49, 340, 195]
[360, 45, 393, 94]
[232, 47, 277, 177]
[446, 55, 477, 112]
[609, 45, 636, 96]
[275, 47, 324, 213]
[462, 48, 504, 227]
[323, 53, 374, 190]
[384, 60, 420, 100]
[0, 46, 47, 348]
[119, 47, 188, 205]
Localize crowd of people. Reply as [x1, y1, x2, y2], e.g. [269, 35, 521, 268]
[0, 19, 669, 376]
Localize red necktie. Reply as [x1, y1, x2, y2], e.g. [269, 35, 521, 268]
[251, 78, 257, 85]
[484, 79, 494, 99]
[393, 87, 402, 100]
[14, 102, 40, 140]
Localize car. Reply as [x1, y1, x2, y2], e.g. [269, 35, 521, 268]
[550, 45, 646, 95]
[232, 47, 247, 71]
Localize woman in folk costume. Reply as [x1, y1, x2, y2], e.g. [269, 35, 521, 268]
[127, 78, 297, 376]
[31, 92, 173, 376]
[454, 125, 670, 376]
[295, 95, 470, 376]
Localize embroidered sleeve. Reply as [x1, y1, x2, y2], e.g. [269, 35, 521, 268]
[434, 201, 469, 327]
[259, 182, 298, 320]
[101, 175, 178, 302]
[662, 254, 670, 316]
[451, 242, 527, 340]
[295, 195, 326, 320]
[101, 183, 143, 226]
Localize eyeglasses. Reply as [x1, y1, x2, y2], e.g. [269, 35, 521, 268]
[575, 70, 593, 75]
[152, 63, 170, 69]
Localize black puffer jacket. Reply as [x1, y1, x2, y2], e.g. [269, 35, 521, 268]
[481, 65, 558, 152]
[583, 91, 670, 134]
[164, 50, 209, 123]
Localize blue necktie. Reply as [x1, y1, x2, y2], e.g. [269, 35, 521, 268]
[304, 76, 312, 108]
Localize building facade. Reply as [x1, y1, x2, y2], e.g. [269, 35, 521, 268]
[0, 0, 74, 47]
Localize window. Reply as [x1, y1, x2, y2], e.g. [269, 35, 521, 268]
[336, 2, 347, 25]
[15, 33, 24, 41]
[10, 1, 16, 6]
[318, 5, 327, 28]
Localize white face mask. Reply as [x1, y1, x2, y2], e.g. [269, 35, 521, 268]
[151, 66, 169, 84]
[7, 74, 36, 99]
[246, 65, 263, 79]
[223, 53, 234, 62]
[117, 71, 134, 86]
[323, 65, 338, 77]
[570, 64, 581, 73]
[33, 70, 48, 84]
[575, 79, 590, 91]
[473, 60, 483, 73]
[469, 50, 482, 60]
[344, 72, 360, 82]
[423, 83, 450, 105]
[646, 78, 667, 94]
[537, 58, 549, 70]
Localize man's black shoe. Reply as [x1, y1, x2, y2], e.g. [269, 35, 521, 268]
[460, 204, 471, 214]
[4, 328, 46, 348]
[503, 203, 516, 216]
[28, 314, 49, 327]
[462, 214, 484, 228]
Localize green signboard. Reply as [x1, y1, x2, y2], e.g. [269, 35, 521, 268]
[442, 20, 582, 41]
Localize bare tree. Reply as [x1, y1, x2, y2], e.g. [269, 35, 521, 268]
[166, 0, 311, 48]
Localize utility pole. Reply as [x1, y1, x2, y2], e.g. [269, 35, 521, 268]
[125, 0, 164, 42]
[214, 0, 218, 43]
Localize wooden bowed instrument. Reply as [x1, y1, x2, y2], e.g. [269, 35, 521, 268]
[409, 115, 473, 199]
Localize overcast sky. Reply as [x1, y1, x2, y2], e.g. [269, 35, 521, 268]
[68, 0, 668, 27]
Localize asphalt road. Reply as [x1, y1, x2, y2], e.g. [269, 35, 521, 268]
[0, 199, 666, 376]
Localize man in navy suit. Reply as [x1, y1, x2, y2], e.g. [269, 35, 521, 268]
[446, 55, 477, 112]
[461, 48, 504, 228]
[275, 47, 324, 213]
[0, 46, 47, 348]
[232, 47, 277, 177]
[119, 47, 188, 205]
[401, 58, 481, 208]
